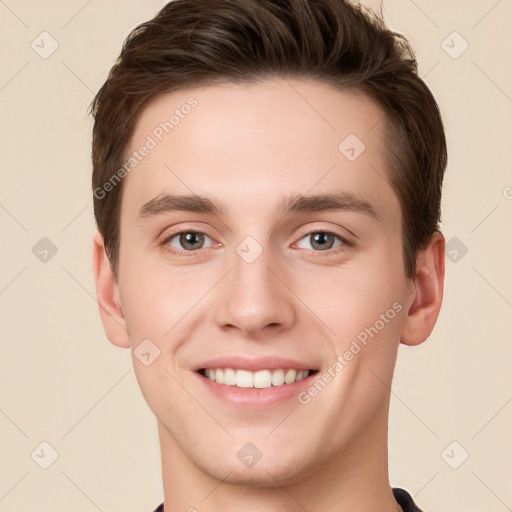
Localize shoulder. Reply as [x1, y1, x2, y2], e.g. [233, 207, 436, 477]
[392, 487, 425, 512]
[151, 491, 423, 512]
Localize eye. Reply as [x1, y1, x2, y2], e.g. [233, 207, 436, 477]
[295, 230, 351, 253]
[162, 230, 216, 255]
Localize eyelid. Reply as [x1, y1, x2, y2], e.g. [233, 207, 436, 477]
[159, 225, 220, 255]
[163, 231, 215, 246]
[292, 229, 354, 255]
[158, 222, 218, 243]
[293, 223, 355, 245]
[159, 223, 356, 255]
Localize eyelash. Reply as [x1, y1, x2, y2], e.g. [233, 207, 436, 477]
[159, 227, 354, 257]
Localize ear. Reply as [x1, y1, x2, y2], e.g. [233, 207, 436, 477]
[400, 231, 445, 346]
[92, 231, 130, 348]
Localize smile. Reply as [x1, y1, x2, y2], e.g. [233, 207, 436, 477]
[199, 368, 317, 388]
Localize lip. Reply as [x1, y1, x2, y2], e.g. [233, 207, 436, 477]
[192, 355, 316, 372]
[192, 356, 319, 409]
[195, 371, 317, 409]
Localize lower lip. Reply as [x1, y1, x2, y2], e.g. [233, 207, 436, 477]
[196, 371, 316, 409]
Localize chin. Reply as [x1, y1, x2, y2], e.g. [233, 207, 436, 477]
[197, 449, 316, 489]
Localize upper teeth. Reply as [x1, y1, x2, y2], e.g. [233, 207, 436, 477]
[203, 368, 310, 388]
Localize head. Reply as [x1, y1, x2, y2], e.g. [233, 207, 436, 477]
[91, 0, 446, 491]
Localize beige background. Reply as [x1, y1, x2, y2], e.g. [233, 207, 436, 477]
[1, 0, 511, 510]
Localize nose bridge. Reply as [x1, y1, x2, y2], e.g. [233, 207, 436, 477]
[213, 238, 295, 336]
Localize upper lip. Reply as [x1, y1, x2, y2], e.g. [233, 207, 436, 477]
[192, 356, 317, 372]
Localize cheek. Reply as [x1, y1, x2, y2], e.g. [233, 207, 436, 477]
[122, 282, 170, 338]
[119, 270, 192, 413]
[118, 255, 214, 392]
[303, 247, 406, 360]
[118, 256, 183, 352]
[117, 233, 186, 337]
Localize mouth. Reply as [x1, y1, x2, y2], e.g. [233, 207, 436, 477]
[192, 356, 321, 408]
[198, 367, 318, 388]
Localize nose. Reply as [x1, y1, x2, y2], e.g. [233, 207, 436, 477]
[213, 244, 297, 339]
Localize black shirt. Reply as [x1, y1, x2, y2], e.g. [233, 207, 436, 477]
[151, 487, 423, 511]
[393, 487, 424, 511]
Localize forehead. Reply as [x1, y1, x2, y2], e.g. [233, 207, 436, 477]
[121, 78, 398, 225]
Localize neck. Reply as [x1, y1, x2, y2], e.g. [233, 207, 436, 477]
[158, 398, 401, 512]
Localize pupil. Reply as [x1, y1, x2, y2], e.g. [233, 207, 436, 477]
[312, 233, 332, 250]
[182, 232, 202, 249]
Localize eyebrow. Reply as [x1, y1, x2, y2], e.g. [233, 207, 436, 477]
[277, 192, 377, 218]
[138, 194, 227, 219]
[137, 191, 378, 220]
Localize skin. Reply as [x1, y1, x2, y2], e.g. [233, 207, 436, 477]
[93, 78, 444, 512]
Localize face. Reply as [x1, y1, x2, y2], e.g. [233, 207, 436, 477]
[113, 78, 416, 485]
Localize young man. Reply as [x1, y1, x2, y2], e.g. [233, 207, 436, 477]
[90, 1, 446, 510]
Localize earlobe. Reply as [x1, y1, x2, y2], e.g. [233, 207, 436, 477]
[92, 231, 130, 348]
[400, 231, 445, 346]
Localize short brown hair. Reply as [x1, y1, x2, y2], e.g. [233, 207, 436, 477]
[90, 0, 447, 280]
